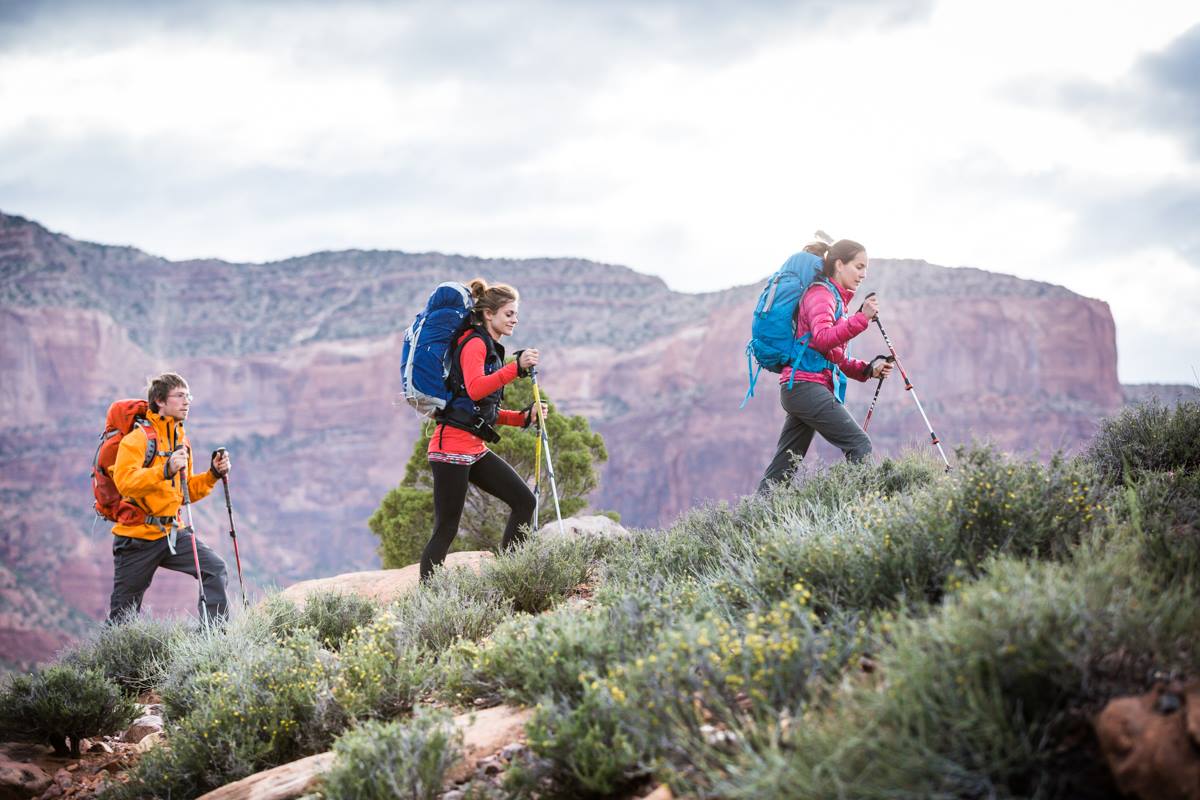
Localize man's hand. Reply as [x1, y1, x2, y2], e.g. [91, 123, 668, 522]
[167, 447, 189, 477]
[211, 449, 231, 478]
[869, 355, 894, 379]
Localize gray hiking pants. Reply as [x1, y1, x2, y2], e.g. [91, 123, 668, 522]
[108, 531, 229, 623]
[757, 380, 872, 492]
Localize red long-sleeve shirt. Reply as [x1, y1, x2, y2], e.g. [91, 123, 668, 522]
[428, 335, 526, 462]
[780, 281, 873, 392]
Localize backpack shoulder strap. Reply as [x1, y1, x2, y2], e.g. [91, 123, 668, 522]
[446, 327, 484, 399]
[133, 417, 160, 468]
[810, 277, 844, 319]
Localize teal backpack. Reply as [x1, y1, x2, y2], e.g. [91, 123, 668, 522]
[742, 252, 848, 407]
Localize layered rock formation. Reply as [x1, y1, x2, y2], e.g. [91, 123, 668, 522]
[0, 211, 1127, 667]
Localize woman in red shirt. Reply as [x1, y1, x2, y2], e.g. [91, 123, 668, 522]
[757, 238, 893, 491]
[421, 278, 544, 580]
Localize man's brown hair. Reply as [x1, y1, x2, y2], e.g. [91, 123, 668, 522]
[146, 372, 188, 413]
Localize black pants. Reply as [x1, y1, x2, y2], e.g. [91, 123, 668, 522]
[108, 531, 229, 623]
[758, 380, 873, 492]
[421, 451, 536, 580]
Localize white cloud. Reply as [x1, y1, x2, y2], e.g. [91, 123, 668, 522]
[0, 0, 1198, 382]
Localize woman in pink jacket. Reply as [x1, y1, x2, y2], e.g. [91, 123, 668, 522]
[757, 238, 893, 491]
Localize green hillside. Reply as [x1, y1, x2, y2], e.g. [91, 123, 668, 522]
[4, 400, 1197, 799]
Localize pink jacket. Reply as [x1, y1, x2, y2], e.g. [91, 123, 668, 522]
[780, 280, 873, 391]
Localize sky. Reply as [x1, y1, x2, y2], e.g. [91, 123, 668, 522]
[1, 0, 1197, 384]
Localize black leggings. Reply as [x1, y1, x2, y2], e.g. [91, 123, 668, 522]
[421, 451, 537, 580]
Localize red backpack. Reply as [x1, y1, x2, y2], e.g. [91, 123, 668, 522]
[91, 399, 163, 523]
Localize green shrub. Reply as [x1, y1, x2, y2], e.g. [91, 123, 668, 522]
[1109, 468, 1200, 584]
[392, 566, 509, 653]
[786, 453, 944, 510]
[490, 582, 867, 798]
[599, 513, 749, 590]
[481, 534, 592, 614]
[158, 613, 278, 722]
[332, 611, 430, 721]
[442, 608, 619, 707]
[1085, 399, 1200, 481]
[512, 690, 645, 799]
[321, 710, 461, 800]
[115, 632, 337, 799]
[440, 578, 705, 706]
[295, 591, 380, 650]
[0, 664, 139, 756]
[259, 591, 380, 651]
[599, 455, 943, 594]
[259, 592, 304, 637]
[716, 447, 1102, 614]
[612, 584, 867, 720]
[63, 613, 185, 695]
[682, 550, 1200, 799]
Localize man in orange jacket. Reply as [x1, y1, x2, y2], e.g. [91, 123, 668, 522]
[108, 372, 231, 622]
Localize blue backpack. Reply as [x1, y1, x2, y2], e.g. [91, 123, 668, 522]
[741, 252, 848, 407]
[400, 282, 474, 417]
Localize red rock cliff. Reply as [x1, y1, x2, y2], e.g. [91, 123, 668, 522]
[0, 212, 1124, 667]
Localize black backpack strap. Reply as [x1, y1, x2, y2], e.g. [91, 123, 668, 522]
[134, 418, 163, 468]
[438, 405, 502, 443]
[444, 327, 485, 401]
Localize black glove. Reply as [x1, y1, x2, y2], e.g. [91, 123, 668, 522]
[512, 350, 530, 378]
[521, 402, 535, 428]
[867, 355, 893, 378]
[209, 448, 229, 479]
[857, 291, 878, 314]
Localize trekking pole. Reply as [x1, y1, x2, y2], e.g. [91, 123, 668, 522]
[530, 369, 565, 536]
[864, 299, 951, 471]
[213, 448, 247, 609]
[861, 356, 894, 432]
[177, 454, 211, 625]
[531, 409, 542, 531]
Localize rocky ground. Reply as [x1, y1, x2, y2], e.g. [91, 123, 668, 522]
[0, 699, 162, 800]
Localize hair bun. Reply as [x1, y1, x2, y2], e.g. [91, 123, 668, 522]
[466, 277, 489, 300]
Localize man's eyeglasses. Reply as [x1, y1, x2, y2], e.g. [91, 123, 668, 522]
[167, 392, 193, 402]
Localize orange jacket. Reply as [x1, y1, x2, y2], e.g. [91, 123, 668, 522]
[111, 410, 218, 540]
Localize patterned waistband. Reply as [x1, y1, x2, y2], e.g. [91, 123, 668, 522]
[428, 450, 486, 466]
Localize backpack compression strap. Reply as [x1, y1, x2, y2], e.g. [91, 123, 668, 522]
[740, 343, 763, 409]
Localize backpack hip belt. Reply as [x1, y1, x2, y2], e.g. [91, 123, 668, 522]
[147, 514, 180, 554]
[437, 405, 502, 444]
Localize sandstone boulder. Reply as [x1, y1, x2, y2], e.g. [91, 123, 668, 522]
[135, 732, 164, 753]
[535, 514, 628, 540]
[0, 756, 52, 800]
[444, 704, 534, 784]
[278, 551, 492, 608]
[197, 752, 335, 800]
[122, 714, 164, 744]
[197, 704, 532, 800]
[1094, 681, 1200, 800]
